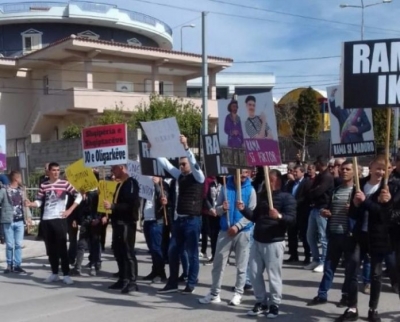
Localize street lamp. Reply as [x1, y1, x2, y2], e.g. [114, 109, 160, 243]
[340, 0, 392, 40]
[180, 24, 195, 51]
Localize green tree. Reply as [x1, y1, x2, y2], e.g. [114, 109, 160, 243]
[372, 108, 394, 151]
[292, 87, 321, 161]
[132, 94, 202, 145]
[96, 107, 136, 130]
[61, 124, 83, 139]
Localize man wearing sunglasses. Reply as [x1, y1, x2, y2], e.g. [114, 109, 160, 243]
[154, 135, 205, 295]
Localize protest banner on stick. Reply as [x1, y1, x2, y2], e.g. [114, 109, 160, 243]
[236, 169, 242, 202]
[352, 157, 361, 192]
[384, 108, 392, 188]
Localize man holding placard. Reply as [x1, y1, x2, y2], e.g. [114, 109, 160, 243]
[104, 164, 140, 294]
[198, 169, 256, 306]
[238, 169, 296, 318]
[154, 135, 205, 295]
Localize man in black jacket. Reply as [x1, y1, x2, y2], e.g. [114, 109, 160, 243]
[142, 176, 169, 283]
[306, 156, 334, 273]
[238, 169, 296, 319]
[104, 164, 140, 294]
[285, 164, 312, 263]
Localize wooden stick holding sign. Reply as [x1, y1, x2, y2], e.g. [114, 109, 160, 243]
[102, 167, 109, 218]
[159, 181, 168, 226]
[222, 176, 230, 227]
[352, 157, 361, 192]
[383, 108, 392, 188]
[236, 169, 242, 202]
[263, 166, 274, 209]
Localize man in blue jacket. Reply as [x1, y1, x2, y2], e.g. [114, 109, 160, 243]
[199, 169, 256, 306]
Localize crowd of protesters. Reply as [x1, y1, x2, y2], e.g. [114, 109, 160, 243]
[0, 137, 400, 321]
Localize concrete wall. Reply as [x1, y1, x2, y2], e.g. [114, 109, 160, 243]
[28, 129, 140, 171]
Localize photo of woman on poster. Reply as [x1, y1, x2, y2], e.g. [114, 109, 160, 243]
[244, 95, 274, 140]
[329, 87, 371, 144]
[224, 99, 244, 148]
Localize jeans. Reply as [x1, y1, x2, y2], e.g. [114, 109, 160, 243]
[143, 220, 165, 277]
[245, 226, 254, 286]
[307, 208, 328, 264]
[167, 216, 201, 288]
[318, 234, 348, 300]
[3, 221, 25, 267]
[346, 232, 369, 308]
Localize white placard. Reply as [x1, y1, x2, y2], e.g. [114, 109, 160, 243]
[127, 160, 154, 200]
[140, 117, 186, 158]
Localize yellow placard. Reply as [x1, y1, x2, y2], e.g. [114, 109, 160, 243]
[65, 159, 99, 193]
[98, 180, 118, 213]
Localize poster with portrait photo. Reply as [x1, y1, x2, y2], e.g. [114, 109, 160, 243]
[218, 92, 281, 167]
[327, 85, 375, 157]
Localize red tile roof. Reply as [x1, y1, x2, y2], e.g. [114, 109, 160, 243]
[19, 36, 233, 63]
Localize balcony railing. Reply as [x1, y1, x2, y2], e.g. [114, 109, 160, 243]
[0, 1, 173, 35]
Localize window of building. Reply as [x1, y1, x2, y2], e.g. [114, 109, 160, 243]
[77, 30, 100, 40]
[127, 38, 142, 46]
[116, 81, 134, 92]
[43, 76, 49, 95]
[159, 81, 173, 96]
[21, 29, 43, 54]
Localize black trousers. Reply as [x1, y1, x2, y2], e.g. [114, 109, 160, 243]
[42, 219, 70, 276]
[162, 221, 171, 262]
[68, 223, 78, 265]
[75, 224, 102, 270]
[113, 222, 138, 283]
[208, 216, 220, 260]
[289, 210, 311, 258]
[100, 217, 108, 251]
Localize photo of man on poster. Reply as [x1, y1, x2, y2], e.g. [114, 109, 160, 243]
[329, 87, 371, 144]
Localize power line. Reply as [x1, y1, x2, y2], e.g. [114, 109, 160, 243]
[206, 0, 400, 34]
[234, 56, 340, 64]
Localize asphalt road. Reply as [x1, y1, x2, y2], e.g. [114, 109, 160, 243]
[0, 233, 399, 322]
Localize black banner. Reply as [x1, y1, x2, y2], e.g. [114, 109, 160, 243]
[138, 140, 179, 178]
[220, 146, 250, 169]
[202, 134, 230, 176]
[332, 140, 376, 157]
[343, 38, 400, 109]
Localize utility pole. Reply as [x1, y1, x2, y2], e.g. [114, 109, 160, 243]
[201, 11, 208, 135]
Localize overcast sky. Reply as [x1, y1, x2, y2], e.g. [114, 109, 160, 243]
[111, 0, 399, 99]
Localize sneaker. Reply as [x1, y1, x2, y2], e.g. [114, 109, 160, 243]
[121, 282, 138, 294]
[266, 305, 279, 319]
[313, 264, 324, 273]
[247, 302, 269, 316]
[307, 296, 328, 306]
[336, 308, 358, 322]
[108, 280, 124, 290]
[3, 265, 13, 274]
[13, 266, 27, 274]
[198, 292, 221, 304]
[367, 309, 381, 322]
[70, 268, 81, 276]
[304, 262, 319, 270]
[285, 256, 299, 263]
[44, 274, 60, 283]
[336, 295, 349, 308]
[178, 274, 188, 283]
[152, 276, 165, 284]
[143, 272, 157, 281]
[63, 276, 74, 285]
[229, 293, 242, 306]
[244, 284, 253, 292]
[363, 283, 371, 295]
[181, 285, 195, 294]
[157, 284, 179, 294]
[89, 267, 97, 277]
[204, 259, 213, 266]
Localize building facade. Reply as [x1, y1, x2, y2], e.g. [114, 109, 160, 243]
[0, 1, 232, 163]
